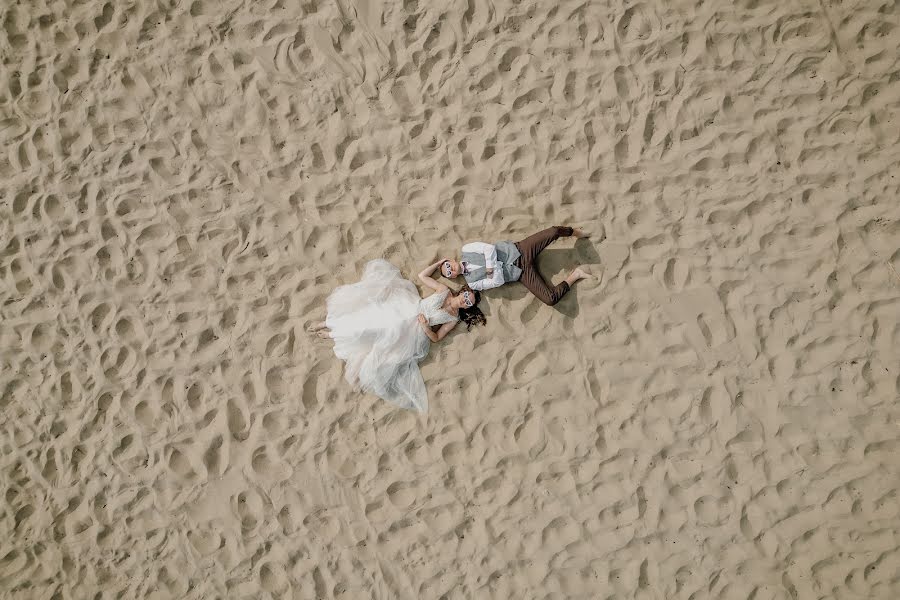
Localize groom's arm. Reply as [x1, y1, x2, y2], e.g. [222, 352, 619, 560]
[461, 242, 497, 271]
[461, 242, 502, 290]
[468, 267, 504, 291]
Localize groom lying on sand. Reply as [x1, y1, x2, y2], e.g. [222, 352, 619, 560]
[440, 226, 594, 306]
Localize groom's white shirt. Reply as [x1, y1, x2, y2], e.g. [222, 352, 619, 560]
[461, 242, 505, 291]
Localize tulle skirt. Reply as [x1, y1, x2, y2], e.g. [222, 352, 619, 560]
[326, 259, 430, 412]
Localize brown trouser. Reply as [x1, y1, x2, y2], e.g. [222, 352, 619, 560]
[513, 226, 574, 306]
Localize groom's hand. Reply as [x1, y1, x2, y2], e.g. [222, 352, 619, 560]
[417, 314, 428, 325]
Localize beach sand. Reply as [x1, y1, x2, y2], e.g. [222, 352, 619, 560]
[2, 0, 900, 597]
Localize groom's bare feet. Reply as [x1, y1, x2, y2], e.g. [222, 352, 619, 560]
[565, 267, 594, 286]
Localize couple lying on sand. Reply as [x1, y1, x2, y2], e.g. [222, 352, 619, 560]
[309, 226, 594, 412]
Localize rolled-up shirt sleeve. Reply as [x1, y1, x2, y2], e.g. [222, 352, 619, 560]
[461, 242, 497, 270]
[468, 266, 504, 291]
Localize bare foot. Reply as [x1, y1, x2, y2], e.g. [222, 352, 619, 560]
[572, 228, 590, 239]
[307, 321, 327, 333]
[565, 267, 591, 286]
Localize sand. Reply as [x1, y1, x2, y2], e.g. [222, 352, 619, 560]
[2, 0, 900, 597]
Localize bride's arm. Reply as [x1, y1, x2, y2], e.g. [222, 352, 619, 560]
[418, 259, 450, 292]
[417, 315, 440, 342]
[418, 316, 457, 342]
[434, 320, 458, 342]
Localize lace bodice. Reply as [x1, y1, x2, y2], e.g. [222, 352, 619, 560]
[419, 290, 458, 327]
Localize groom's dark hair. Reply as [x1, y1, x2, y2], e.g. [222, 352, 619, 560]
[456, 286, 486, 330]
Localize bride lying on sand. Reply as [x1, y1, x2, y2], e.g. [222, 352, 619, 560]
[309, 258, 486, 412]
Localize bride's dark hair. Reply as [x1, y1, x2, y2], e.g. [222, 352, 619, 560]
[456, 286, 486, 330]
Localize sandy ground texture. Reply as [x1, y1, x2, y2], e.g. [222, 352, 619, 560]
[2, 0, 900, 598]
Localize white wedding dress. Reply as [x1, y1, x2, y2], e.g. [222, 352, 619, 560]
[325, 259, 458, 412]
